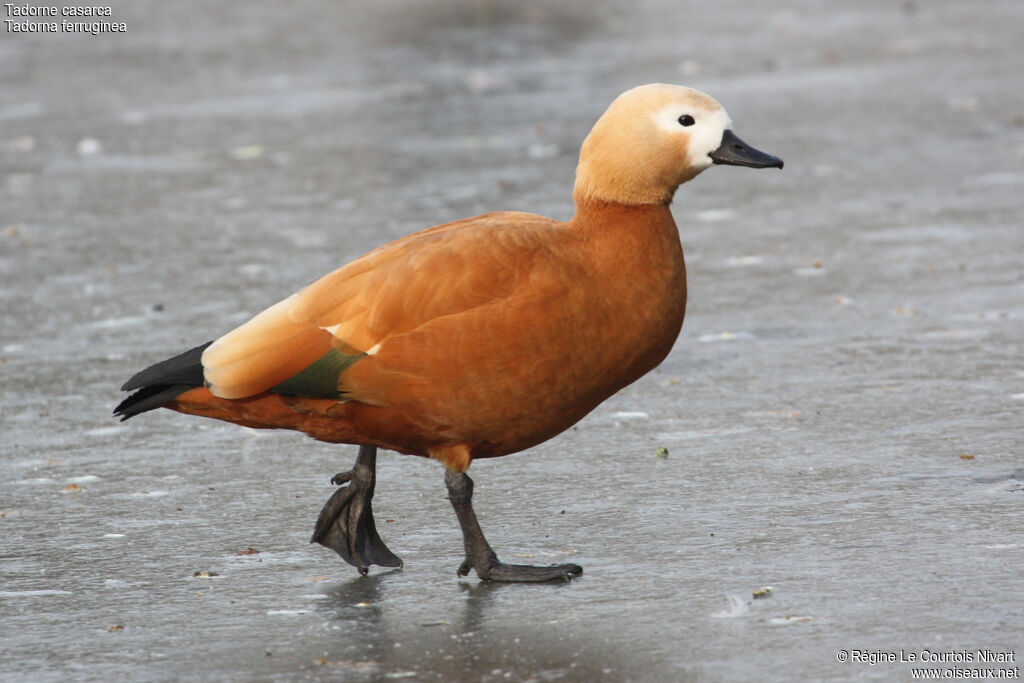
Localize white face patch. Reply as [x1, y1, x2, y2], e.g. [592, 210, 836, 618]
[651, 102, 733, 172]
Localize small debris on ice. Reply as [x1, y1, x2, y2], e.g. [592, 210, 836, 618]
[230, 144, 265, 161]
[11, 135, 36, 153]
[769, 615, 814, 625]
[612, 411, 649, 420]
[695, 208, 736, 223]
[726, 255, 764, 266]
[85, 426, 126, 437]
[76, 137, 103, 156]
[698, 331, 753, 342]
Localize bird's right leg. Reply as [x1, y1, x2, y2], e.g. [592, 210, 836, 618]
[445, 468, 582, 582]
[311, 445, 402, 574]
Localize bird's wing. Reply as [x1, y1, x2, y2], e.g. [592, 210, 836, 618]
[201, 212, 563, 400]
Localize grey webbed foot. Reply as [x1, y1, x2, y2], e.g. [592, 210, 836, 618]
[311, 445, 402, 574]
[456, 556, 582, 583]
[445, 469, 583, 583]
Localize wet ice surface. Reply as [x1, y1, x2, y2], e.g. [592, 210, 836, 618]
[2, 0, 1023, 680]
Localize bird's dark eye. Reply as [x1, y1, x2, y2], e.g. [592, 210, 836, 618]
[677, 114, 696, 127]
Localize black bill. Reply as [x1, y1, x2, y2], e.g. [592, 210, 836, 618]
[709, 130, 784, 169]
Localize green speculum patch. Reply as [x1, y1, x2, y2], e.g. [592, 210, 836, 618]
[271, 348, 365, 398]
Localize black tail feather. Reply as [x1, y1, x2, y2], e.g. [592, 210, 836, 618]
[120, 341, 213, 391]
[114, 384, 197, 421]
[115, 341, 213, 420]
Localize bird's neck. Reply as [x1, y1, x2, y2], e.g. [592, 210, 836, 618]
[565, 199, 685, 294]
[568, 198, 677, 232]
[572, 169, 677, 206]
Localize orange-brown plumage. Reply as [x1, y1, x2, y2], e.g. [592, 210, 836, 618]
[117, 84, 782, 580]
[170, 202, 685, 470]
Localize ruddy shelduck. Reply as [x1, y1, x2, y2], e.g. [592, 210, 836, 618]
[116, 84, 783, 582]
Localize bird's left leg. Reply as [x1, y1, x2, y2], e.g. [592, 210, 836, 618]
[311, 445, 402, 574]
